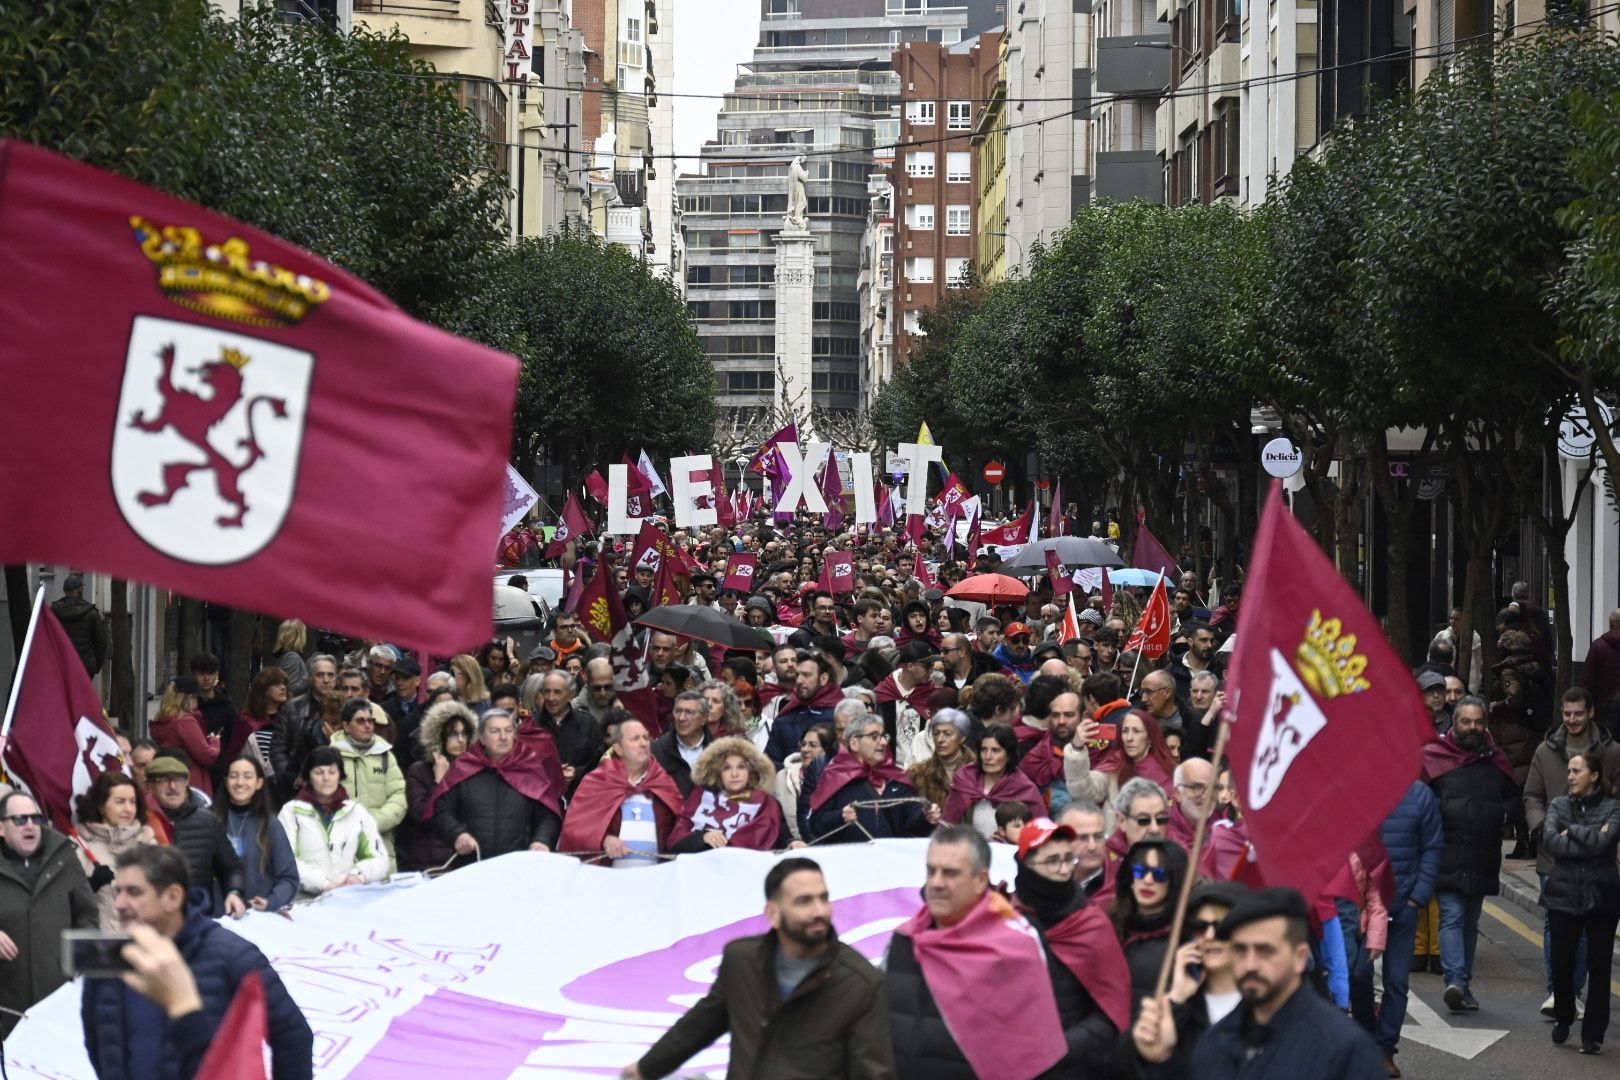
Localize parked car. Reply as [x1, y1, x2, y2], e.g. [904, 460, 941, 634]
[494, 568, 566, 613]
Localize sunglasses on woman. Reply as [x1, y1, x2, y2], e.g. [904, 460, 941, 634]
[1131, 863, 1169, 882]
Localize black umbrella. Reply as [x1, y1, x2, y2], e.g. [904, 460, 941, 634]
[1004, 536, 1125, 570]
[635, 604, 774, 650]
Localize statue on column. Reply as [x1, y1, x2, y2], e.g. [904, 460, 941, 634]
[785, 155, 809, 232]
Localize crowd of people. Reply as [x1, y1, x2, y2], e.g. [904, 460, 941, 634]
[4, 508, 1618, 1077]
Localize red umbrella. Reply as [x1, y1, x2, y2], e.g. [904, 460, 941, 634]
[945, 573, 1030, 605]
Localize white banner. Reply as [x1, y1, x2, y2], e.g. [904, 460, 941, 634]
[7, 840, 1017, 1078]
[500, 463, 540, 537]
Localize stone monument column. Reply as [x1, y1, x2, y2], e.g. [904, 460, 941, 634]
[774, 155, 815, 434]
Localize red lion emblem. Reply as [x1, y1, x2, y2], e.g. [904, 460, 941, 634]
[128, 343, 287, 527]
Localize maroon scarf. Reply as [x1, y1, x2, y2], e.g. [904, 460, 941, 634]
[875, 670, 933, 720]
[1019, 736, 1066, 788]
[558, 755, 685, 852]
[1030, 900, 1133, 1035]
[1422, 729, 1516, 783]
[808, 752, 911, 811]
[427, 737, 565, 821]
[943, 764, 1044, 824]
[666, 787, 784, 851]
[295, 784, 348, 816]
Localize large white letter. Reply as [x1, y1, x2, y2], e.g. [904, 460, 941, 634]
[898, 441, 943, 515]
[850, 452, 877, 524]
[606, 463, 638, 534]
[670, 454, 718, 529]
[774, 441, 830, 514]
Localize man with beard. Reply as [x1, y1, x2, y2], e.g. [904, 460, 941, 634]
[1011, 819, 1132, 1074]
[1133, 887, 1384, 1078]
[624, 858, 894, 1079]
[1423, 695, 1517, 1013]
[1021, 690, 1083, 812]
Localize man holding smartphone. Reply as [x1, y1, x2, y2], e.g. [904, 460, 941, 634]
[0, 792, 98, 1037]
[80, 844, 312, 1079]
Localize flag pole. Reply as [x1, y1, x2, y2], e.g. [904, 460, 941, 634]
[1152, 718, 1231, 1000]
[1127, 641, 1146, 693]
[1, 585, 48, 741]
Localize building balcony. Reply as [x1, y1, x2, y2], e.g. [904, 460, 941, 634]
[1095, 151, 1164, 203]
[1095, 36, 1171, 96]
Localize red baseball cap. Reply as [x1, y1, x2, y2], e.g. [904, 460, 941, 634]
[1016, 817, 1077, 861]
[1005, 621, 1033, 639]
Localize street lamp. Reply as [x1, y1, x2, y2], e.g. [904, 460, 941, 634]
[988, 230, 1024, 274]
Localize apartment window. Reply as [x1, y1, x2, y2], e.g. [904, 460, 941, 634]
[903, 309, 926, 335]
[881, 231, 895, 253]
[727, 300, 776, 320]
[1214, 101, 1240, 196]
[905, 204, 936, 230]
[726, 371, 776, 392]
[946, 257, 971, 286]
[945, 205, 971, 234]
[907, 101, 937, 125]
[947, 101, 972, 130]
[764, 0, 801, 15]
[906, 151, 936, 177]
[905, 257, 935, 283]
[946, 152, 971, 183]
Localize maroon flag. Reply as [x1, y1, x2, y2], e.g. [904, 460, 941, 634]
[979, 505, 1035, 547]
[0, 143, 519, 653]
[1045, 549, 1074, 596]
[723, 551, 760, 594]
[747, 422, 798, 475]
[1048, 479, 1065, 537]
[820, 451, 846, 531]
[965, 511, 981, 570]
[1100, 567, 1114, 613]
[827, 550, 856, 596]
[1132, 523, 1182, 580]
[575, 565, 624, 645]
[1, 601, 126, 831]
[572, 563, 657, 728]
[912, 551, 934, 590]
[712, 463, 737, 528]
[876, 482, 895, 529]
[651, 552, 683, 608]
[620, 455, 654, 519]
[1226, 483, 1436, 905]
[196, 970, 268, 1080]
[939, 472, 971, 516]
[545, 492, 592, 558]
[1124, 576, 1170, 658]
[584, 470, 610, 505]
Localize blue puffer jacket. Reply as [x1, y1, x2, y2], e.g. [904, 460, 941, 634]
[1379, 781, 1444, 909]
[81, 905, 313, 1080]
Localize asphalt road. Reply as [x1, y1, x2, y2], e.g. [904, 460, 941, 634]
[1387, 855, 1620, 1080]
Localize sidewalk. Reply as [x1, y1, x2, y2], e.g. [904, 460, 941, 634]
[1495, 847, 1620, 957]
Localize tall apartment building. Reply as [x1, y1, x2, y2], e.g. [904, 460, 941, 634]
[1001, 0, 1096, 264]
[859, 175, 897, 391]
[890, 39, 995, 361]
[679, 0, 997, 421]
[575, 0, 663, 257]
[525, 0, 591, 235]
[1091, 0, 1168, 202]
[1238, 0, 1318, 205]
[646, 0, 681, 281]
[970, 30, 1009, 283]
[1157, 0, 1242, 204]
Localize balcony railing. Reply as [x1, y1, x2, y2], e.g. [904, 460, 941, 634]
[355, 0, 458, 16]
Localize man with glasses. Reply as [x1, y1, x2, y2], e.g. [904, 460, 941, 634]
[0, 792, 98, 1037]
[364, 644, 395, 702]
[1093, 777, 1171, 904]
[1167, 757, 1216, 851]
[1139, 670, 1190, 738]
[992, 621, 1039, 684]
[551, 612, 587, 665]
[573, 657, 620, 725]
[651, 691, 713, 797]
[939, 633, 977, 691]
[145, 754, 246, 917]
[804, 715, 940, 843]
[1057, 802, 1112, 898]
[1011, 817, 1132, 1071]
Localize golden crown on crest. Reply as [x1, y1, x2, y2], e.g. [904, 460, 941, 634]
[1295, 609, 1371, 700]
[130, 216, 331, 329]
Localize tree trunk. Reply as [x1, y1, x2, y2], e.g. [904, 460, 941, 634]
[108, 580, 135, 730]
[226, 608, 256, 708]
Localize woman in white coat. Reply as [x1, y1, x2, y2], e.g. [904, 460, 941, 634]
[277, 746, 389, 897]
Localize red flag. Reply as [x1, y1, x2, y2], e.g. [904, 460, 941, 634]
[196, 970, 268, 1080]
[628, 520, 673, 575]
[1100, 568, 1114, 614]
[0, 142, 518, 654]
[1226, 482, 1436, 905]
[1124, 576, 1171, 658]
[584, 470, 610, 505]
[826, 550, 856, 596]
[1045, 548, 1074, 596]
[723, 551, 760, 594]
[939, 472, 971, 516]
[820, 452, 846, 531]
[712, 462, 737, 528]
[576, 564, 627, 645]
[965, 511, 981, 571]
[1057, 603, 1082, 644]
[979, 505, 1035, 547]
[1048, 479, 1065, 537]
[652, 551, 682, 607]
[747, 422, 798, 474]
[0, 602, 126, 831]
[545, 492, 592, 558]
[912, 551, 934, 590]
[1132, 523, 1182, 580]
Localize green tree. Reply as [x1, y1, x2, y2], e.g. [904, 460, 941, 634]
[444, 230, 717, 474]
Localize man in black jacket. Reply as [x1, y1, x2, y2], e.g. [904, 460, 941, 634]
[433, 709, 563, 862]
[651, 691, 713, 797]
[624, 858, 894, 1080]
[0, 793, 98, 1037]
[533, 669, 604, 795]
[51, 574, 110, 676]
[145, 755, 245, 917]
[82, 844, 312, 1080]
[1133, 887, 1384, 1079]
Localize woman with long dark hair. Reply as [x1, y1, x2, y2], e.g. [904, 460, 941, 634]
[230, 667, 290, 780]
[1113, 837, 1192, 1006]
[943, 722, 1043, 839]
[214, 755, 299, 912]
[72, 771, 157, 929]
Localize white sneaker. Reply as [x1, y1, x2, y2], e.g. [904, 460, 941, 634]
[1543, 994, 1557, 1019]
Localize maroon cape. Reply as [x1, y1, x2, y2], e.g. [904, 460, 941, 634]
[758, 680, 791, 708]
[426, 737, 565, 820]
[666, 787, 784, 851]
[943, 764, 1044, 824]
[895, 626, 943, 650]
[1421, 730, 1516, 784]
[1020, 736, 1066, 789]
[875, 671, 933, 721]
[808, 753, 912, 811]
[1020, 898, 1134, 1035]
[558, 755, 684, 853]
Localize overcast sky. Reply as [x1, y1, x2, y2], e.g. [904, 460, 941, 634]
[672, 0, 759, 173]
